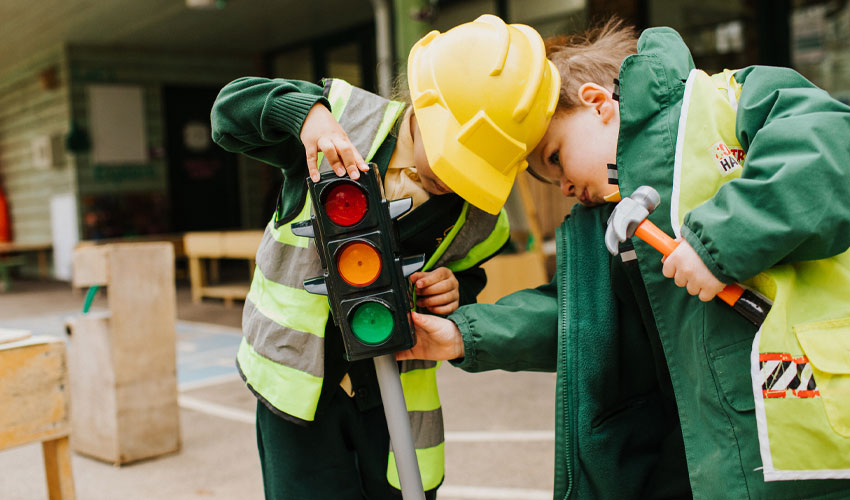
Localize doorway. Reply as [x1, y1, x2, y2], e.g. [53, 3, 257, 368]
[164, 86, 241, 232]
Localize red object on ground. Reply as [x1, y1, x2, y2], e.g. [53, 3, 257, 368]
[0, 185, 11, 242]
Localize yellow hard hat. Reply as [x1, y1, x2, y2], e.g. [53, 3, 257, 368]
[408, 14, 560, 215]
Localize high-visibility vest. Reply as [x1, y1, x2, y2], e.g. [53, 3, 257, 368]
[671, 68, 850, 480]
[236, 79, 510, 490]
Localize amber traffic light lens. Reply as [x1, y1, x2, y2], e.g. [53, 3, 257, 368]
[324, 183, 367, 226]
[336, 241, 382, 286]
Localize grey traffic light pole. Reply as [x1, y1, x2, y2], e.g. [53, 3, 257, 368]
[373, 354, 426, 500]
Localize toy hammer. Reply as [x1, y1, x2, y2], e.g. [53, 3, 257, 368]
[605, 186, 771, 327]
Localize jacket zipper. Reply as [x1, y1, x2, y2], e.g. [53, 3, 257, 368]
[558, 221, 574, 500]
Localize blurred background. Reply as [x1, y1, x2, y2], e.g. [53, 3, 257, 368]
[1, 1, 848, 499]
[2, 0, 847, 277]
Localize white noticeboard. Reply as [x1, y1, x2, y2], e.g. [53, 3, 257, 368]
[50, 193, 79, 281]
[88, 84, 149, 164]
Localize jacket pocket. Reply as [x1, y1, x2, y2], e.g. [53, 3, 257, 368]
[795, 317, 850, 437]
[710, 339, 755, 412]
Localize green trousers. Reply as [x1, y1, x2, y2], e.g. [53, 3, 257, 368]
[256, 389, 439, 500]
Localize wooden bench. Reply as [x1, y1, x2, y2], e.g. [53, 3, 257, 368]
[183, 230, 263, 307]
[0, 330, 75, 499]
[0, 255, 25, 292]
[0, 242, 53, 290]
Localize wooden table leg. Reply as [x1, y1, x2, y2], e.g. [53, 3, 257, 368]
[188, 257, 205, 304]
[42, 436, 75, 500]
[36, 250, 50, 279]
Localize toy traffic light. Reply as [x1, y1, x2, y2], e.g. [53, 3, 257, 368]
[292, 164, 425, 362]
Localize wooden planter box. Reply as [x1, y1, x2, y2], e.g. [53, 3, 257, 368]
[67, 243, 181, 465]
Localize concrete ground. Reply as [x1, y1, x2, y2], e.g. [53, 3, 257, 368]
[0, 279, 555, 500]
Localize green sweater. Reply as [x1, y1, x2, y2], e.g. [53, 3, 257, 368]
[450, 28, 850, 500]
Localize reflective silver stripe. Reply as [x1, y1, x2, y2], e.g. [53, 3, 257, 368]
[390, 409, 444, 450]
[399, 359, 438, 373]
[242, 299, 325, 378]
[256, 228, 324, 289]
[318, 83, 390, 173]
[434, 205, 499, 268]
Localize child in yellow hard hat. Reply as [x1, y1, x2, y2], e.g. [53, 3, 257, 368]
[400, 19, 850, 499]
[210, 15, 558, 499]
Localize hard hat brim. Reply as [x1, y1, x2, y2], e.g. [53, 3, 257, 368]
[414, 104, 515, 215]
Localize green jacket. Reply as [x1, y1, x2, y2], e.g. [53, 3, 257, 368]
[450, 29, 850, 499]
[452, 205, 690, 500]
[211, 77, 502, 416]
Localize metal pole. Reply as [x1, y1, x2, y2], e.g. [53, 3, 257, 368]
[369, 0, 393, 97]
[373, 354, 425, 500]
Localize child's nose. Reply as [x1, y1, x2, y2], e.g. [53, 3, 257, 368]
[561, 182, 575, 197]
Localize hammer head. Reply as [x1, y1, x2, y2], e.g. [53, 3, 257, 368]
[604, 185, 661, 255]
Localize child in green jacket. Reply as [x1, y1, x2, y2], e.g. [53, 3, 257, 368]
[211, 15, 559, 499]
[401, 20, 850, 499]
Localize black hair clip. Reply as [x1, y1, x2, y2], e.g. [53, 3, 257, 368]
[612, 78, 620, 101]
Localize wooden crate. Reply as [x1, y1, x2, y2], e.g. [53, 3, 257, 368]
[67, 243, 180, 465]
[0, 334, 75, 499]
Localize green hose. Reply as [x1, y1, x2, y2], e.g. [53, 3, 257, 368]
[82, 285, 101, 314]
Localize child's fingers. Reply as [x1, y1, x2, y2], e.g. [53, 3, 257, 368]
[333, 138, 365, 180]
[411, 267, 453, 290]
[661, 256, 676, 279]
[426, 302, 459, 315]
[304, 144, 321, 182]
[698, 288, 717, 302]
[416, 279, 456, 297]
[673, 269, 688, 288]
[417, 290, 460, 309]
[408, 271, 426, 286]
[317, 137, 346, 177]
[411, 272, 439, 289]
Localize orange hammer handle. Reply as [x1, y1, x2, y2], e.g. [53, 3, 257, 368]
[633, 219, 743, 307]
[633, 220, 679, 256]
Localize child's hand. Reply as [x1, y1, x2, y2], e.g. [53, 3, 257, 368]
[396, 312, 465, 361]
[299, 103, 370, 182]
[409, 267, 460, 315]
[662, 238, 726, 302]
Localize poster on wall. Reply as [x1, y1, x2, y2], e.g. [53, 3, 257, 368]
[88, 84, 149, 165]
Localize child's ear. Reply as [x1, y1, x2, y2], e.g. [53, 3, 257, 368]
[577, 83, 617, 124]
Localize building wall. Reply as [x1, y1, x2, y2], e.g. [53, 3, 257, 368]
[0, 45, 74, 245]
[67, 46, 261, 237]
[792, 2, 850, 103]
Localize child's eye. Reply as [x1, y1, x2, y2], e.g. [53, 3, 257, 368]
[548, 151, 560, 167]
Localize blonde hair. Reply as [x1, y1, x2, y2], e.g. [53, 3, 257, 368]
[546, 19, 639, 112]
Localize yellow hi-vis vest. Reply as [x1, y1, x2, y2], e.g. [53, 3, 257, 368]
[672, 68, 850, 480]
[235, 79, 510, 491]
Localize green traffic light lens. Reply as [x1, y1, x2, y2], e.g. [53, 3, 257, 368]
[350, 302, 394, 345]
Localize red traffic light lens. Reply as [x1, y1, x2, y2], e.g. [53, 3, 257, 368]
[350, 301, 394, 345]
[324, 183, 367, 227]
[337, 241, 382, 286]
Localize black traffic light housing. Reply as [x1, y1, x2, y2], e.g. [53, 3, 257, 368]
[292, 164, 424, 361]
